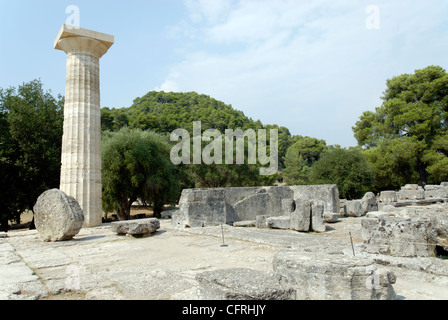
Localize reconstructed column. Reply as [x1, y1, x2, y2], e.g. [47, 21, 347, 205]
[54, 25, 114, 227]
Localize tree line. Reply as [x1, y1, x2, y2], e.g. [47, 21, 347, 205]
[1, 65, 446, 230]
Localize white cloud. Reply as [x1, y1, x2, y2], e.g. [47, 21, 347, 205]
[157, 0, 448, 146]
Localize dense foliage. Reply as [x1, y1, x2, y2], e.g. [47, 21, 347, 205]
[282, 136, 327, 185]
[102, 128, 182, 219]
[0, 80, 63, 231]
[308, 147, 375, 199]
[353, 65, 448, 190]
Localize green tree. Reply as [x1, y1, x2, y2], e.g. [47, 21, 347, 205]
[282, 136, 327, 185]
[309, 147, 375, 199]
[102, 128, 181, 220]
[0, 79, 64, 231]
[353, 66, 448, 187]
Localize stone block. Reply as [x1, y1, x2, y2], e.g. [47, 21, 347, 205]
[290, 200, 311, 232]
[441, 182, 448, 187]
[233, 221, 256, 228]
[396, 190, 425, 201]
[323, 213, 340, 223]
[361, 192, 378, 213]
[161, 209, 179, 219]
[365, 211, 391, 219]
[424, 187, 448, 199]
[379, 191, 397, 204]
[234, 193, 270, 221]
[361, 217, 438, 257]
[196, 268, 296, 300]
[256, 215, 271, 229]
[273, 250, 397, 300]
[266, 216, 291, 230]
[424, 185, 442, 191]
[281, 199, 296, 214]
[344, 200, 365, 217]
[33, 189, 84, 242]
[290, 185, 340, 213]
[402, 184, 419, 191]
[172, 185, 340, 229]
[111, 218, 160, 236]
[310, 200, 326, 233]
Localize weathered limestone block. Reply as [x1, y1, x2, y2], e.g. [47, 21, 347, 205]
[111, 218, 160, 236]
[266, 216, 291, 230]
[424, 185, 442, 191]
[161, 209, 179, 219]
[344, 200, 364, 217]
[361, 192, 378, 213]
[396, 190, 425, 201]
[391, 205, 448, 253]
[33, 189, 84, 242]
[273, 250, 397, 300]
[172, 185, 340, 229]
[441, 182, 448, 187]
[323, 213, 340, 223]
[310, 200, 326, 233]
[361, 217, 438, 257]
[290, 200, 311, 232]
[233, 221, 256, 228]
[365, 211, 391, 219]
[256, 215, 270, 229]
[402, 184, 419, 191]
[290, 185, 340, 213]
[424, 186, 448, 199]
[196, 268, 296, 300]
[234, 193, 270, 221]
[172, 189, 234, 228]
[281, 199, 296, 215]
[339, 199, 347, 215]
[379, 191, 397, 204]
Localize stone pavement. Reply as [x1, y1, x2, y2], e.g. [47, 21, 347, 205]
[1, 218, 447, 300]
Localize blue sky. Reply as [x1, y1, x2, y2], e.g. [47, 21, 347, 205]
[1, 0, 447, 147]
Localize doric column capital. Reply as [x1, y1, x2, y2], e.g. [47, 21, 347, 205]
[54, 24, 114, 59]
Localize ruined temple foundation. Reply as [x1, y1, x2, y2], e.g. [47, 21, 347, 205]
[55, 25, 114, 227]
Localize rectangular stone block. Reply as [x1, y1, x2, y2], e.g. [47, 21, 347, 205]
[290, 185, 340, 213]
[344, 200, 364, 217]
[361, 217, 437, 257]
[266, 216, 291, 230]
[256, 215, 271, 229]
[396, 190, 425, 201]
[111, 218, 160, 236]
[273, 250, 397, 300]
[310, 200, 326, 233]
[424, 187, 448, 199]
[379, 191, 397, 203]
[290, 200, 311, 232]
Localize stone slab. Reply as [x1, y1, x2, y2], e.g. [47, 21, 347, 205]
[323, 213, 340, 223]
[111, 218, 160, 236]
[266, 216, 291, 230]
[273, 250, 397, 300]
[196, 268, 296, 300]
[233, 221, 256, 228]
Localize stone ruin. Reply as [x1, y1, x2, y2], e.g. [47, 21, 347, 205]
[340, 182, 448, 258]
[172, 185, 340, 233]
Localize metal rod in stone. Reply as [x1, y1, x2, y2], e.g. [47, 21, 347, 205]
[349, 232, 355, 257]
[220, 224, 228, 247]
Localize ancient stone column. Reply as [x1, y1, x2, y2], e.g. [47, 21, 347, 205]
[54, 25, 114, 227]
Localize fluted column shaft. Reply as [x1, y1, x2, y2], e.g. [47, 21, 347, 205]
[55, 27, 114, 227]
